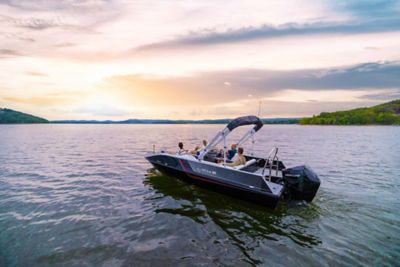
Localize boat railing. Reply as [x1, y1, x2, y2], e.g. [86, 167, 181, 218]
[262, 147, 279, 181]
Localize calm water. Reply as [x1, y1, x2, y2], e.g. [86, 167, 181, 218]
[0, 124, 399, 267]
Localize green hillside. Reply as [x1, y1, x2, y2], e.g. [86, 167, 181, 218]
[0, 108, 49, 124]
[300, 99, 400, 125]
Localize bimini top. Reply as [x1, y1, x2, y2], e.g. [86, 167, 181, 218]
[226, 115, 263, 132]
[198, 115, 264, 160]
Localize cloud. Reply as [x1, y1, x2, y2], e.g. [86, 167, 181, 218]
[135, 18, 400, 51]
[0, 0, 109, 12]
[359, 89, 400, 100]
[205, 99, 384, 118]
[1, 91, 86, 106]
[0, 1, 122, 36]
[0, 48, 22, 58]
[53, 42, 76, 48]
[13, 17, 63, 30]
[2, 96, 72, 106]
[0, 14, 95, 32]
[0, 32, 35, 42]
[104, 61, 400, 107]
[25, 71, 47, 76]
[73, 104, 131, 117]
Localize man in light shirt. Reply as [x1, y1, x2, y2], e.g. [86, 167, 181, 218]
[227, 147, 246, 167]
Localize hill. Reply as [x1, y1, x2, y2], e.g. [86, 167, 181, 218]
[300, 99, 400, 125]
[0, 108, 49, 124]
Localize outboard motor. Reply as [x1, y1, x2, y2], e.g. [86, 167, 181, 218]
[283, 165, 320, 202]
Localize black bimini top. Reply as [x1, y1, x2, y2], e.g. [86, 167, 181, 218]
[226, 115, 263, 132]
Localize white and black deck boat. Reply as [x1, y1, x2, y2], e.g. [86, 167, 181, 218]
[146, 115, 320, 209]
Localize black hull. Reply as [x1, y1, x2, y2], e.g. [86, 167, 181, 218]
[150, 162, 280, 209]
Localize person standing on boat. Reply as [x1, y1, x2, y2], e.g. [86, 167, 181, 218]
[226, 147, 246, 167]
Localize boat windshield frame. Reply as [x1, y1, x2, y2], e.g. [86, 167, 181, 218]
[198, 115, 263, 162]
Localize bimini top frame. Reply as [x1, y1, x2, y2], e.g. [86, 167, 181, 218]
[198, 115, 263, 162]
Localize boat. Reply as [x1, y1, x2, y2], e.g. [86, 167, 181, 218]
[145, 115, 320, 209]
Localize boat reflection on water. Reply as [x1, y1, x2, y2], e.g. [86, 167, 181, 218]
[144, 168, 322, 263]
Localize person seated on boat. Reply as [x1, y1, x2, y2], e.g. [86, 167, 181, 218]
[191, 139, 208, 155]
[227, 147, 246, 167]
[177, 142, 188, 155]
[227, 144, 237, 160]
[191, 145, 201, 155]
[219, 147, 246, 167]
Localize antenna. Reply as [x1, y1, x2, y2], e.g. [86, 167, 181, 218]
[253, 100, 262, 156]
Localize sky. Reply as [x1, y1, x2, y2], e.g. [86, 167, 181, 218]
[0, 0, 400, 120]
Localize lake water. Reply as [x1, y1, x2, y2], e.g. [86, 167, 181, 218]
[0, 124, 399, 267]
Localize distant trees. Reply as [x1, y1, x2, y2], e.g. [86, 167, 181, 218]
[300, 99, 400, 125]
[0, 108, 48, 124]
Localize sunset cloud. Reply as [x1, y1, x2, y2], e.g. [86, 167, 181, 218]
[0, 48, 21, 58]
[105, 61, 400, 104]
[135, 19, 400, 51]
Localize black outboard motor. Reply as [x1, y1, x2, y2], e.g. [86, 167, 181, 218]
[283, 165, 320, 202]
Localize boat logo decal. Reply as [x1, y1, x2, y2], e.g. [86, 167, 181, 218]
[191, 166, 217, 177]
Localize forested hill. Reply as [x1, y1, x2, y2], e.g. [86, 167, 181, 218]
[0, 108, 49, 124]
[300, 100, 400, 125]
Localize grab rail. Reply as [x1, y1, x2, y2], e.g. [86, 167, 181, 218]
[261, 147, 279, 181]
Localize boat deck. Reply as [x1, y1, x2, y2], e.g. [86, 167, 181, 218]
[253, 168, 283, 178]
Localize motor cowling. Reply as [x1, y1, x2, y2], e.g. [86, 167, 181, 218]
[283, 165, 320, 202]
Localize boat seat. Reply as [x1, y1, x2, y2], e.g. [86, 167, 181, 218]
[234, 159, 257, 170]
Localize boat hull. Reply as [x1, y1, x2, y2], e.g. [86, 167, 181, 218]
[147, 154, 281, 209]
